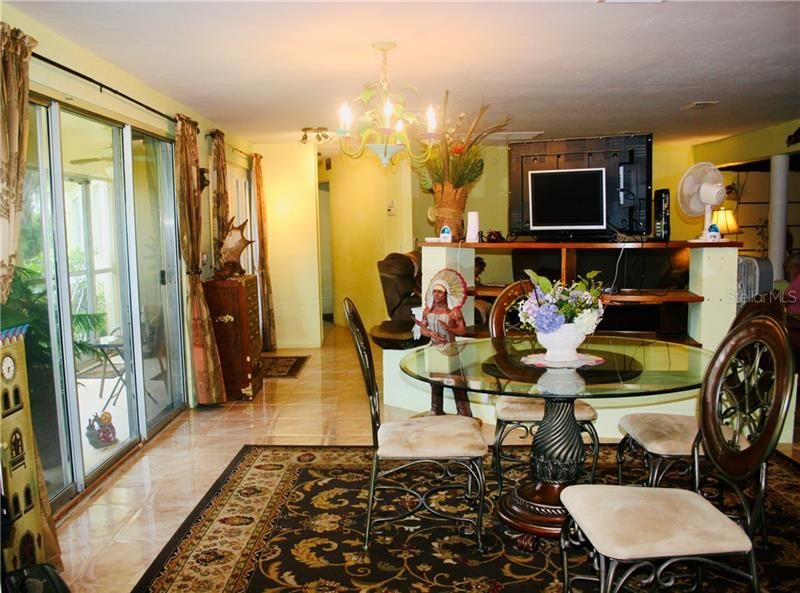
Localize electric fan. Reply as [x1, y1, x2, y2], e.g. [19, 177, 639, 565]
[677, 162, 726, 240]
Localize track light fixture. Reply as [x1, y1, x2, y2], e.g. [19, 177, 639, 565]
[300, 127, 330, 144]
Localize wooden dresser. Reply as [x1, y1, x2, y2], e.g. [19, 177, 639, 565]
[203, 275, 262, 400]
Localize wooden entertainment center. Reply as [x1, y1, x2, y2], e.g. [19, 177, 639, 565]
[418, 240, 742, 349]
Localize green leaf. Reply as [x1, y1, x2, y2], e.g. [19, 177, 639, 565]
[525, 269, 552, 293]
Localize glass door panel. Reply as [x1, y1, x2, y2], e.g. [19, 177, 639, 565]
[131, 132, 185, 430]
[5, 103, 75, 505]
[60, 110, 139, 476]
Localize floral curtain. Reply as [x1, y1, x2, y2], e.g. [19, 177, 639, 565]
[175, 113, 226, 404]
[0, 23, 36, 304]
[210, 129, 229, 271]
[0, 23, 62, 570]
[253, 153, 276, 350]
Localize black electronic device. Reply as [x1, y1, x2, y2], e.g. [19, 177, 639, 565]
[528, 168, 607, 232]
[654, 188, 670, 241]
[508, 134, 653, 240]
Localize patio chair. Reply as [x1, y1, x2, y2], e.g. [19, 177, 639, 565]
[343, 297, 489, 551]
[561, 315, 794, 593]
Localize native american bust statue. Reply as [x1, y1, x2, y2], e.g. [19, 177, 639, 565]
[215, 217, 254, 279]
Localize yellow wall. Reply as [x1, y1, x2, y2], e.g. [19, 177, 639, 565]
[254, 142, 323, 348]
[694, 118, 800, 167]
[328, 154, 413, 331]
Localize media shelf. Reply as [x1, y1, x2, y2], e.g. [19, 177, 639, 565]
[420, 240, 742, 348]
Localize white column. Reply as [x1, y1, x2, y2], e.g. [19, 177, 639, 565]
[768, 154, 790, 281]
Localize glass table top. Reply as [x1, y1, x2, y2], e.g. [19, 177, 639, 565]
[399, 335, 713, 399]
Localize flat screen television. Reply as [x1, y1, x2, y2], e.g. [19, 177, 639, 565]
[528, 168, 607, 232]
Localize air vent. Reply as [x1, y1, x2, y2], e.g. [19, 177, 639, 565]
[681, 101, 720, 111]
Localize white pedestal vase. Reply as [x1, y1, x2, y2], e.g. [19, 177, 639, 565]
[536, 323, 586, 363]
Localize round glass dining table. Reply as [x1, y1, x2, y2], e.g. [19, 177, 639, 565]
[399, 334, 712, 543]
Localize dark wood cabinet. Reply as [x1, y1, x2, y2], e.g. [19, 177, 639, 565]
[203, 275, 262, 400]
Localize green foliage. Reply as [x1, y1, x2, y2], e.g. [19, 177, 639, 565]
[419, 92, 511, 191]
[2, 266, 106, 368]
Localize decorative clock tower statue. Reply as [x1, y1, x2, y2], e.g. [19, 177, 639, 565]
[1, 325, 47, 569]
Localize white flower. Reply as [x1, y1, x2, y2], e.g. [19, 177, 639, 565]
[574, 309, 600, 335]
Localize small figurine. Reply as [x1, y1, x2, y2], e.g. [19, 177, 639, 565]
[413, 268, 473, 417]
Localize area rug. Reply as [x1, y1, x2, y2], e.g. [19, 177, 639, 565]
[260, 355, 309, 378]
[131, 445, 800, 593]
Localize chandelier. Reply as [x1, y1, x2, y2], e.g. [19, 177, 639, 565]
[337, 42, 436, 167]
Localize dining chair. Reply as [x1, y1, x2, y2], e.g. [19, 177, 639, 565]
[616, 298, 787, 489]
[560, 315, 794, 593]
[488, 279, 600, 494]
[343, 297, 489, 551]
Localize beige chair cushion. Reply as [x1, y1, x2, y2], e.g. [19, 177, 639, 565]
[496, 396, 597, 422]
[619, 413, 698, 456]
[561, 484, 753, 560]
[378, 415, 488, 459]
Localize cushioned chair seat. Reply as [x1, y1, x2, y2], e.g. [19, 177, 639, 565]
[618, 413, 698, 456]
[619, 413, 736, 457]
[378, 415, 488, 459]
[496, 396, 597, 422]
[561, 484, 753, 560]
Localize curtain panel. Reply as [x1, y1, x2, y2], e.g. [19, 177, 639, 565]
[0, 23, 36, 304]
[175, 114, 226, 405]
[253, 153, 276, 351]
[210, 129, 229, 271]
[0, 22, 62, 571]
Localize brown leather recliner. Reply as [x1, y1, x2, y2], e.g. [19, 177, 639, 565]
[370, 251, 428, 350]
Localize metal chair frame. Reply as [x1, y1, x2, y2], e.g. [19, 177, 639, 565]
[488, 279, 600, 493]
[344, 297, 487, 551]
[561, 316, 794, 593]
[616, 297, 788, 490]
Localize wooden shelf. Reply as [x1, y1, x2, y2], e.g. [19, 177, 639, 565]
[419, 240, 742, 250]
[601, 289, 704, 304]
[470, 285, 506, 298]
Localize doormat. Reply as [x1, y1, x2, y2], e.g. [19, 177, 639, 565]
[131, 445, 800, 593]
[260, 355, 309, 378]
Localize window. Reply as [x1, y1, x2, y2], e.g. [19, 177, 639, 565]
[23, 485, 33, 511]
[10, 429, 25, 469]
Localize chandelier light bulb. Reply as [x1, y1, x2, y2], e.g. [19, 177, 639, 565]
[426, 105, 436, 134]
[339, 102, 352, 133]
[383, 99, 393, 129]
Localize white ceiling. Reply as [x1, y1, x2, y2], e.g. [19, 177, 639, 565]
[14, 1, 800, 147]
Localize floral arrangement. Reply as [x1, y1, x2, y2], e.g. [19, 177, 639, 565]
[419, 90, 511, 191]
[518, 270, 604, 335]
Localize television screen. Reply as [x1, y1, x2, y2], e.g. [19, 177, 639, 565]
[529, 168, 607, 231]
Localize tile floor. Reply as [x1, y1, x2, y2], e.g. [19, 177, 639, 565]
[54, 323, 800, 592]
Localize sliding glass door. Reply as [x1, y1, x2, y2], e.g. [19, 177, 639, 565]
[7, 100, 187, 506]
[10, 103, 75, 503]
[60, 110, 140, 477]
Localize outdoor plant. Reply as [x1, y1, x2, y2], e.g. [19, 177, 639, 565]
[517, 269, 604, 335]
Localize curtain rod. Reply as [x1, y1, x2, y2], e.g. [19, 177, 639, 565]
[33, 52, 177, 123]
[205, 131, 252, 160]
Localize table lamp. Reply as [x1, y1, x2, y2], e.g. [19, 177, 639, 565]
[711, 207, 740, 239]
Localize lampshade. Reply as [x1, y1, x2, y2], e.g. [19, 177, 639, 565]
[712, 207, 740, 236]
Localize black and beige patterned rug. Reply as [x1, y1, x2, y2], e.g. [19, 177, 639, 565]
[131, 445, 800, 593]
[260, 355, 309, 378]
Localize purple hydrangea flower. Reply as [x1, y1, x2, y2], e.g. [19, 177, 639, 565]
[534, 303, 565, 333]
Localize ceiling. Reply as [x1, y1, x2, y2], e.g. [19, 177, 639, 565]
[15, 1, 800, 149]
